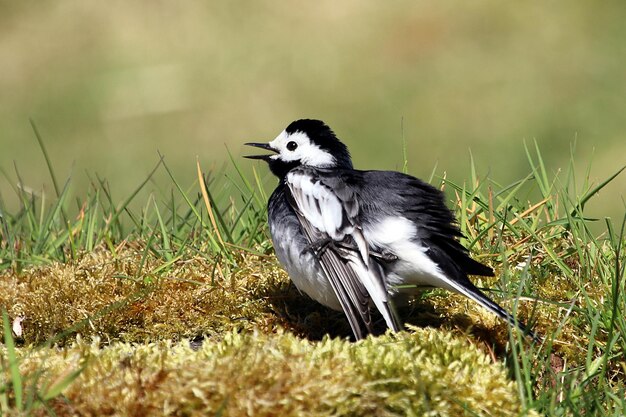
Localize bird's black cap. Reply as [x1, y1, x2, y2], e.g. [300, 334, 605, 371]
[286, 119, 353, 169]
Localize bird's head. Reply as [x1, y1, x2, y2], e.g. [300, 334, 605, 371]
[245, 119, 353, 178]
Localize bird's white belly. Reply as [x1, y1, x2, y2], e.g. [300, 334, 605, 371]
[270, 221, 342, 311]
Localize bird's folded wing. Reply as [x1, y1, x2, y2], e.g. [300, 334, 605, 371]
[295, 217, 373, 339]
[285, 167, 358, 240]
[285, 167, 400, 338]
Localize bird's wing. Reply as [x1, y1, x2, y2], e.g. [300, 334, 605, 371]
[285, 166, 400, 338]
[357, 171, 541, 340]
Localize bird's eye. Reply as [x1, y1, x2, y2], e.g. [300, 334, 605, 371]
[286, 141, 298, 151]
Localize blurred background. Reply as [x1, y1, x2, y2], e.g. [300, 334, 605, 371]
[1, 1, 624, 222]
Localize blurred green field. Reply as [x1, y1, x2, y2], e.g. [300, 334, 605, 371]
[1, 1, 624, 221]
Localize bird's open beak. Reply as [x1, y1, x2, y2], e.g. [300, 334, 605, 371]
[243, 142, 278, 161]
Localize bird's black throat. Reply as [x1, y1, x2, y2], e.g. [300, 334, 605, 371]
[268, 158, 300, 179]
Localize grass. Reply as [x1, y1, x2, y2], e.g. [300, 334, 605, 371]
[0, 130, 625, 416]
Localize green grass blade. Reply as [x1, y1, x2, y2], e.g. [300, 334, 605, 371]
[30, 119, 60, 199]
[105, 155, 164, 234]
[30, 119, 69, 226]
[600, 212, 626, 389]
[226, 147, 266, 207]
[400, 116, 408, 174]
[427, 161, 439, 184]
[86, 189, 100, 251]
[95, 174, 124, 235]
[573, 164, 626, 216]
[34, 175, 72, 256]
[153, 199, 173, 261]
[2, 310, 23, 411]
[159, 153, 223, 254]
[251, 165, 269, 204]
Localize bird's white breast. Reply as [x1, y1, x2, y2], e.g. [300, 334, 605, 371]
[269, 215, 342, 311]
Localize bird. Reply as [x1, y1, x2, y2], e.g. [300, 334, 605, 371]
[245, 119, 537, 341]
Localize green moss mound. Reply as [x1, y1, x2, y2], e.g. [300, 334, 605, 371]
[0, 246, 290, 344]
[0, 246, 551, 415]
[14, 329, 538, 417]
[0, 245, 539, 347]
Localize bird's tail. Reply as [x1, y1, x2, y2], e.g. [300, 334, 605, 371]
[448, 278, 540, 343]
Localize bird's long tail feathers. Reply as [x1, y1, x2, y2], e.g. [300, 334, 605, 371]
[349, 256, 402, 333]
[350, 230, 402, 333]
[446, 278, 540, 342]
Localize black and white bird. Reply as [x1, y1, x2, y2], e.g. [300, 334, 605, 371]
[245, 119, 536, 341]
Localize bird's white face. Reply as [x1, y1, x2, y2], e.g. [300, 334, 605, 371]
[268, 130, 336, 167]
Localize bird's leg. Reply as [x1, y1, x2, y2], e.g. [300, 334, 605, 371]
[302, 238, 334, 258]
[370, 249, 398, 263]
[303, 239, 356, 259]
[304, 238, 397, 263]
[330, 242, 356, 258]
[331, 242, 398, 263]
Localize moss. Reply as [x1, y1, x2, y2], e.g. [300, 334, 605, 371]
[10, 329, 539, 417]
[1, 239, 606, 415]
[0, 237, 607, 369]
[0, 244, 542, 347]
[0, 245, 291, 345]
[0, 244, 405, 346]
